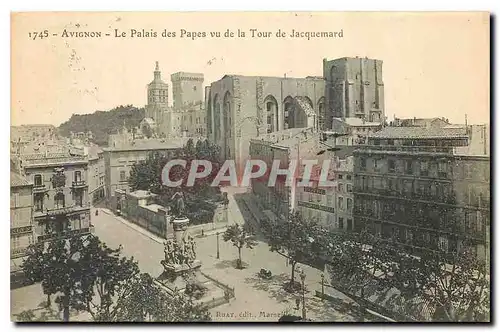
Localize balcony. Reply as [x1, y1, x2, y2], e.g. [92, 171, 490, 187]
[72, 180, 88, 189]
[356, 145, 455, 154]
[34, 205, 89, 218]
[11, 225, 33, 235]
[32, 184, 49, 194]
[11, 247, 28, 259]
[37, 225, 95, 242]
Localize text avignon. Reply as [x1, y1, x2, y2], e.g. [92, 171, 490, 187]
[61, 29, 102, 38]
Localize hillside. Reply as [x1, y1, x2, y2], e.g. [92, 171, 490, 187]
[58, 105, 145, 146]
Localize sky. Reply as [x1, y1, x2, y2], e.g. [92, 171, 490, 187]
[11, 12, 490, 126]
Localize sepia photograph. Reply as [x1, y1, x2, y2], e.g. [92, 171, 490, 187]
[9, 11, 490, 323]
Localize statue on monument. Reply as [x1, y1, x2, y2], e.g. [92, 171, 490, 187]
[170, 191, 186, 218]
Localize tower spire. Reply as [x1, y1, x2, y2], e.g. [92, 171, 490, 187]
[154, 61, 161, 80]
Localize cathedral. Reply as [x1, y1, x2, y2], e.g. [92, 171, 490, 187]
[140, 62, 206, 139]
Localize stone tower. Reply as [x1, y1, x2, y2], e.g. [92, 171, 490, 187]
[323, 57, 385, 129]
[146, 61, 169, 119]
[171, 72, 204, 109]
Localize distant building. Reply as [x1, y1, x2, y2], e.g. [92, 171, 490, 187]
[17, 152, 93, 243]
[10, 172, 34, 276]
[353, 125, 490, 262]
[392, 117, 450, 128]
[102, 138, 189, 208]
[88, 145, 105, 204]
[11, 124, 57, 143]
[249, 127, 325, 221]
[141, 63, 207, 139]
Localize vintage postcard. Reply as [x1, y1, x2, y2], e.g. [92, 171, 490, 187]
[10, 12, 490, 322]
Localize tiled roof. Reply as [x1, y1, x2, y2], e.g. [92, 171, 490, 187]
[368, 126, 468, 139]
[21, 152, 69, 160]
[88, 145, 103, 160]
[10, 172, 31, 187]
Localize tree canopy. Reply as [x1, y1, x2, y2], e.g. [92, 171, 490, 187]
[58, 105, 145, 146]
[21, 235, 211, 322]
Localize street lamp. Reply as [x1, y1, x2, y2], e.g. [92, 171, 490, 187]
[299, 268, 307, 320]
[321, 273, 325, 299]
[216, 232, 220, 259]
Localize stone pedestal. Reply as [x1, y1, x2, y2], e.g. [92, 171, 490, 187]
[172, 217, 189, 244]
[157, 260, 203, 292]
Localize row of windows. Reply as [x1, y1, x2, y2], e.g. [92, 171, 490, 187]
[33, 171, 83, 186]
[359, 158, 450, 178]
[299, 192, 353, 211]
[300, 208, 353, 231]
[364, 221, 477, 254]
[34, 191, 84, 211]
[356, 198, 486, 234]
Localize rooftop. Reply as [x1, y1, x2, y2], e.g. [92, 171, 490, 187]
[88, 145, 103, 160]
[144, 203, 165, 213]
[104, 138, 186, 152]
[11, 171, 31, 187]
[219, 74, 324, 82]
[129, 190, 157, 199]
[251, 127, 317, 148]
[20, 152, 88, 167]
[333, 117, 383, 127]
[368, 126, 468, 139]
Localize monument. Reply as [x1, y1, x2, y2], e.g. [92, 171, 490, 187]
[156, 191, 209, 300]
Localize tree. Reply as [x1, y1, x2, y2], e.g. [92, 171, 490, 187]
[266, 212, 327, 291]
[71, 236, 140, 321]
[327, 231, 403, 321]
[22, 243, 57, 308]
[22, 235, 211, 322]
[222, 224, 257, 269]
[114, 273, 211, 322]
[416, 244, 490, 322]
[22, 235, 94, 321]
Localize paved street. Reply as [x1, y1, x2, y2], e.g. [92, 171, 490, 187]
[11, 189, 357, 322]
[90, 189, 357, 322]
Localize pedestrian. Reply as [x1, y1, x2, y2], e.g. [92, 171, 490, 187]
[295, 297, 301, 310]
[95, 209, 99, 216]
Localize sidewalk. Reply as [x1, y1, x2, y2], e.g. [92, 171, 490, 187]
[99, 208, 165, 244]
[99, 208, 228, 242]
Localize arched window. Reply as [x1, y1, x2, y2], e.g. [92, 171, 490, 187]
[317, 97, 326, 130]
[283, 96, 295, 129]
[213, 94, 221, 141]
[264, 95, 278, 133]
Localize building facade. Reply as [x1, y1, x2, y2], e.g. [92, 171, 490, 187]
[19, 153, 93, 243]
[206, 56, 384, 166]
[88, 146, 106, 204]
[207, 75, 323, 167]
[10, 172, 34, 274]
[103, 139, 186, 205]
[323, 57, 385, 129]
[353, 125, 490, 261]
[249, 127, 323, 221]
